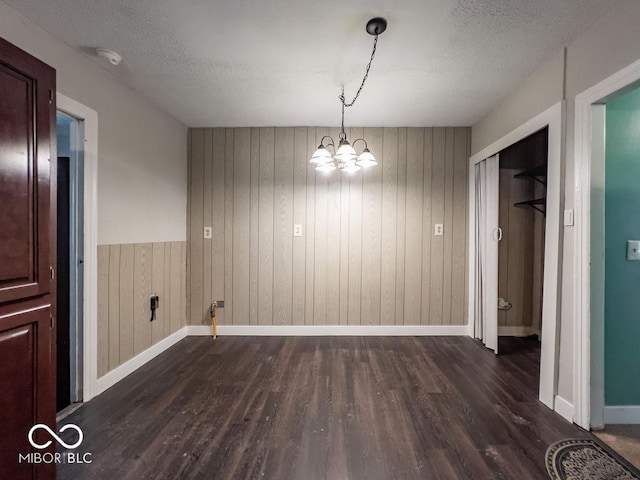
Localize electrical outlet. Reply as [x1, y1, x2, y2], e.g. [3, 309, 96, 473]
[293, 224, 303, 237]
[434, 224, 444, 236]
[204, 227, 212, 239]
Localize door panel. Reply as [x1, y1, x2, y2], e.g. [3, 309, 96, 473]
[0, 304, 54, 479]
[0, 36, 56, 479]
[0, 38, 54, 304]
[484, 154, 500, 354]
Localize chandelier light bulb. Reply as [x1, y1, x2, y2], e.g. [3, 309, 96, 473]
[315, 162, 337, 173]
[334, 141, 357, 164]
[356, 148, 377, 167]
[310, 146, 333, 165]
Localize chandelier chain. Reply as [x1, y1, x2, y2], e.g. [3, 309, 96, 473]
[339, 34, 379, 109]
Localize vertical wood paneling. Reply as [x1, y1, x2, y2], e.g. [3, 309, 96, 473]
[451, 128, 469, 325]
[421, 128, 434, 325]
[211, 129, 226, 324]
[163, 243, 172, 337]
[187, 126, 472, 328]
[338, 129, 351, 326]
[380, 128, 398, 326]
[119, 244, 135, 363]
[186, 129, 192, 326]
[361, 127, 383, 326]
[395, 128, 408, 325]
[224, 129, 234, 324]
[97, 245, 109, 377]
[170, 242, 182, 333]
[293, 127, 307, 325]
[258, 127, 275, 325]
[304, 127, 316, 326]
[97, 241, 187, 377]
[313, 127, 329, 325]
[108, 245, 120, 371]
[189, 129, 204, 325]
[233, 128, 251, 325]
[404, 128, 424, 325]
[326, 127, 341, 326]
[249, 128, 261, 325]
[442, 127, 455, 325]
[133, 243, 152, 355]
[429, 128, 445, 325]
[151, 242, 165, 345]
[273, 128, 294, 325]
[202, 129, 213, 326]
[348, 127, 363, 325]
[181, 242, 187, 327]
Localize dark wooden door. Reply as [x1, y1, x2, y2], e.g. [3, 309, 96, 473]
[0, 36, 56, 479]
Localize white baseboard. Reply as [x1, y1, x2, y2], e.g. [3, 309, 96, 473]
[498, 326, 536, 337]
[95, 326, 188, 396]
[604, 406, 640, 424]
[554, 395, 574, 423]
[186, 324, 470, 336]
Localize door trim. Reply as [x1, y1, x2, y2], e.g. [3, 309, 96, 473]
[56, 93, 99, 401]
[468, 101, 564, 410]
[573, 57, 640, 430]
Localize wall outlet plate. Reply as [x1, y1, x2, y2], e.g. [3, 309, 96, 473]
[434, 224, 444, 236]
[204, 227, 212, 239]
[293, 224, 303, 237]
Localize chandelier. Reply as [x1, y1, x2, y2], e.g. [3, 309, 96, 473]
[309, 17, 387, 173]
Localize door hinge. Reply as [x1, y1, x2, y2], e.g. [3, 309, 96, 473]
[50, 266, 55, 280]
[49, 89, 54, 104]
[50, 316, 54, 328]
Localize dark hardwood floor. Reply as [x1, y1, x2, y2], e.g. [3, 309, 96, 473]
[58, 336, 590, 479]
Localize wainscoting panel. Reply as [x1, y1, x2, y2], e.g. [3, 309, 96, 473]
[188, 127, 470, 327]
[97, 241, 186, 377]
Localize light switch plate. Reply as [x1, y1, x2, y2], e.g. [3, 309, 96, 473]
[434, 224, 444, 236]
[627, 240, 640, 261]
[204, 227, 212, 239]
[564, 209, 574, 226]
[293, 224, 303, 237]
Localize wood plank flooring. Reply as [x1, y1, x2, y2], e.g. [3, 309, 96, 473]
[57, 336, 590, 479]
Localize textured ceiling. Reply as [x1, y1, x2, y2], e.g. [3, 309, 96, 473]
[3, 0, 619, 127]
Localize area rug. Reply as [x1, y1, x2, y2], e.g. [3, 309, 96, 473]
[546, 439, 640, 479]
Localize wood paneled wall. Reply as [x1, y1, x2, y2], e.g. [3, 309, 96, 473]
[97, 241, 186, 377]
[187, 127, 470, 327]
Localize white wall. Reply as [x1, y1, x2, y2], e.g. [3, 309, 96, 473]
[0, 1, 188, 245]
[471, 0, 640, 403]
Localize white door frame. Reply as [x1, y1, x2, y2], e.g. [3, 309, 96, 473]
[56, 93, 99, 402]
[573, 58, 640, 430]
[468, 101, 564, 411]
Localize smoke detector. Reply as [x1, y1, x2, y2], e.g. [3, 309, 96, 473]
[96, 48, 122, 66]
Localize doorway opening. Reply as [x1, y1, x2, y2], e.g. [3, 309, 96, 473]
[56, 111, 85, 412]
[496, 128, 548, 387]
[469, 102, 563, 412]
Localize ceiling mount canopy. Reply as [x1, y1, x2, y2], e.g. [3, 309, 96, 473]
[309, 17, 387, 173]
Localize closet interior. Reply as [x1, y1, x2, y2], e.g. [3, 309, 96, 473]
[497, 127, 548, 351]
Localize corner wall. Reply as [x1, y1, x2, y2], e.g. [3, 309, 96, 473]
[0, 2, 189, 378]
[471, 0, 640, 404]
[187, 127, 470, 327]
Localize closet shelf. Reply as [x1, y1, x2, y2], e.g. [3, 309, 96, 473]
[514, 165, 547, 186]
[514, 198, 546, 215]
